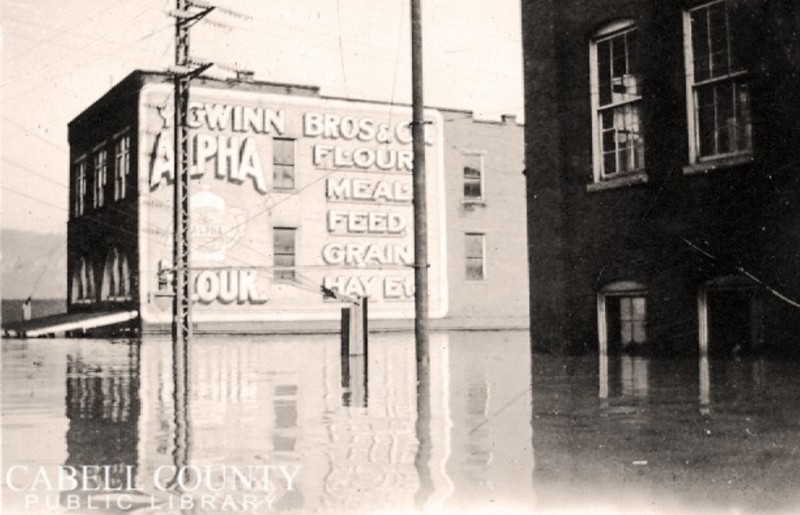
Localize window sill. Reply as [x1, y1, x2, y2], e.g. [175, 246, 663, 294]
[105, 296, 132, 302]
[586, 172, 648, 192]
[462, 199, 486, 207]
[682, 154, 753, 175]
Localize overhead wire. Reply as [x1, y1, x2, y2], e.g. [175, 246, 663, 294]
[1, 0, 169, 90]
[25, 242, 69, 299]
[4, 0, 512, 306]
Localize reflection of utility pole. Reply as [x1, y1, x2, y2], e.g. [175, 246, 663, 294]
[411, 0, 429, 365]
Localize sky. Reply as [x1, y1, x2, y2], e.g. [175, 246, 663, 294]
[0, 0, 523, 234]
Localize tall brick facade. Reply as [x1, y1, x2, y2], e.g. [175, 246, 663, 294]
[523, 0, 800, 356]
[66, 71, 527, 333]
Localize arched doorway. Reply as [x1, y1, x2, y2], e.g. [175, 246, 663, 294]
[597, 281, 647, 354]
[71, 256, 95, 304]
[101, 248, 131, 301]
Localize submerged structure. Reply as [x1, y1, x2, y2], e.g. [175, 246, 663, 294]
[59, 70, 526, 335]
[522, 0, 800, 356]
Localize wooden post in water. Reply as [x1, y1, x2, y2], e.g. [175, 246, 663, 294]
[341, 299, 368, 357]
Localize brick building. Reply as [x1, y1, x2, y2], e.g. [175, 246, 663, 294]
[64, 70, 526, 334]
[522, 0, 800, 356]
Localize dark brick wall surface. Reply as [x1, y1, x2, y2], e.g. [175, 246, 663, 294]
[523, 0, 800, 355]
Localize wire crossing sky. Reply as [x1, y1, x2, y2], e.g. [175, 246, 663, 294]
[1, 0, 523, 234]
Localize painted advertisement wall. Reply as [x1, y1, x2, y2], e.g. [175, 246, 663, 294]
[138, 84, 447, 324]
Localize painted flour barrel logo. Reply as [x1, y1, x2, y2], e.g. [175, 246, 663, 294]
[191, 187, 247, 262]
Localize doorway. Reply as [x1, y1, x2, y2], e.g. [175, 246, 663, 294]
[698, 277, 763, 357]
[707, 288, 762, 357]
[597, 281, 647, 355]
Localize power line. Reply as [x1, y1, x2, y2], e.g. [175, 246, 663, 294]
[1, 1, 136, 64]
[1, 0, 168, 90]
[2, 157, 69, 189]
[3, 23, 174, 103]
[3, 186, 67, 212]
[335, 0, 349, 96]
[1, 117, 69, 154]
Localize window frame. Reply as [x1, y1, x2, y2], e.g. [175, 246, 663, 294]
[597, 281, 647, 354]
[462, 151, 485, 203]
[73, 155, 87, 218]
[589, 19, 646, 185]
[273, 226, 297, 282]
[618, 296, 647, 346]
[72, 256, 96, 304]
[92, 144, 108, 209]
[113, 129, 130, 201]
[272, 137, 296, 191]
[682, 0, 752, 169]
[102, 248, 131, 301]
[464, 232, 486, 281]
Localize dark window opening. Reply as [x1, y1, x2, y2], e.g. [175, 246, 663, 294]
[273, 227, 296, 281]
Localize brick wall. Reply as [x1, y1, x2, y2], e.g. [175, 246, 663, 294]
[523, 0, 800, 355]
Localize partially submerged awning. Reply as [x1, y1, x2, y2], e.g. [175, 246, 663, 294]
[3, 310, 138, 338]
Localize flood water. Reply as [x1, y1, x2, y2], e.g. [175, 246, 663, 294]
[2, 331, 800, 514]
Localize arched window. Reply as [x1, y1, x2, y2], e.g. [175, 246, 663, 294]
[101, 248, 131, 301]
[71, 256, 95, 303]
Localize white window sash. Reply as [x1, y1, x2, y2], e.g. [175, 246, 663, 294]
[589, 22, 643, 182]
[684, 0, 750, 164]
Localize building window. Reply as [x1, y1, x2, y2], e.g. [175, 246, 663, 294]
[101, 248, 131, 301]
[73, 157, 87, 217]
[92, 146, 107, 208]
[465, 233, 485, 281]
[113, 132, 130, 200]
[71, 256, 95, 303]
[463, 153, 484, 201]
[273, 138, 295, 191]
[684, 0, 751, 162]
[619, 296, 647, 346]
[589, 21, 644, 181]
[273, 227, 296, 281]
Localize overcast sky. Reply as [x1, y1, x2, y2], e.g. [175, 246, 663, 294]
[1, 0, 523, 234]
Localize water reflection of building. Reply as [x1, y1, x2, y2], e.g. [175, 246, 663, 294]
[135, 337, 330, 510]
[445, 332, 534, 511]
[532, 353, 800, 512]
[62, 341, 141, 506]
[523, 0, 800, 357]
[323, 337, 420, 513]
[128, 333, 534, 512]
[598, 355, 650, 402]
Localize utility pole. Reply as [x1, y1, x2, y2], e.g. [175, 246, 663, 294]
[172, 0, 214, 346]
[411, 0, 429, 366]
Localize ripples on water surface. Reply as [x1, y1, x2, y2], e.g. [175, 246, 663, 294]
[2, 332, 800, 514]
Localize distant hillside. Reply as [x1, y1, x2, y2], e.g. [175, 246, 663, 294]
[1, 229, 67, 299]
